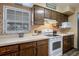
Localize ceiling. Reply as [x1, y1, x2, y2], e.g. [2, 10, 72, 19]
[56, 3, 79, 8]
[21, 3, 79, 8]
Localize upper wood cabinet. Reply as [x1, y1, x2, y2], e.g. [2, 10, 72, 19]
[62, 14, 68, 22]
[34, 5, 44, 25]
[51, 11, 57, 20]
[51, 11, 68, 26]
[56, 13, 68, 26]
[44, 8, 52, 19]
[33, 5, 68, 25]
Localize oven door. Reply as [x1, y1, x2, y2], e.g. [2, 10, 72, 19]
[48, 37, 63, 56]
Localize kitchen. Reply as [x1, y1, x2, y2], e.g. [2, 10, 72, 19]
[0, 3, 77, 56]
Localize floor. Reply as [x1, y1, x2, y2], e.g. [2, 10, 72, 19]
[63, 49, 79, 56]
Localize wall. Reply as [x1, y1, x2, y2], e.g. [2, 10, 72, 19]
[68, 8, 78, 48]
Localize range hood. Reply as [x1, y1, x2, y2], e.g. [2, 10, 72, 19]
[44, 18, 57, 25]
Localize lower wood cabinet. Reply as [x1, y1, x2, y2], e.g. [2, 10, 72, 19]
[0, 45, 19, 56]
[63, 35, 74, 53]
[19, 48, 36, 56]
[19, 39, 48, 56]
[0, 39, 48, 56]
[19, 42, 36, 56]
[36, 40, 48, 56]
[4, 52, 19, 56]
[37, 44, 48, 56]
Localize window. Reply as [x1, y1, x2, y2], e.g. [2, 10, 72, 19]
[3, 6, 31, 33]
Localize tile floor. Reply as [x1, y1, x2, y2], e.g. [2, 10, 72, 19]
[63, 49, 79, 56]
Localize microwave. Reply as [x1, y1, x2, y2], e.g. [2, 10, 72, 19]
[60, 22, 71, 28]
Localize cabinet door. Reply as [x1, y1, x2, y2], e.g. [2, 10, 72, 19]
[63, 36, 70, 53]
[63, 38, 68, 53]
[68, 35, 74, 49]
[20, 47, 36, 56]
[36, 39, 48, 56]
[0, 45, 18, 55]
[52, 11, 63, 26]
[56, 13, 62, 26]
[34, 5, 44, 25]
[19, 42, 36, 56]
[70, 36, 74, 48]
[56, 13, 68, 26]
[37, 44, 48, 56]
[61, 14, 68, 22]
[52, 11, 57, 20]
[63, 35, 74, 53]
[44, 8, 52, 19]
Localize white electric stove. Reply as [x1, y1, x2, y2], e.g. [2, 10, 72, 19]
[47, 35, 63, 56]
[41, 29, 63, 56]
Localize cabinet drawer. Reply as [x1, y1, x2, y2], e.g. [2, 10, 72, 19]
[37, 39, 48, 46]
[20, 42, 36, 50]
[0, 45, 18, 55]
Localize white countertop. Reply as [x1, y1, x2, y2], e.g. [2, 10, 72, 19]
[0, 34, 48, 47]
[0, 32, 74, 47]
[57, 32, 74, 36]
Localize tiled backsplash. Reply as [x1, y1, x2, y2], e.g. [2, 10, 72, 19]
[0, 34, 18, 39]
[0, 25, 71, 39]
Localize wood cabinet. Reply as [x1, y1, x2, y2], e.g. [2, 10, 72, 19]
[44, 8, 52, 19]
[56, 13, 68, 26]
[34, 5, 44, 25]
[55, 13, 59, 25]
[0, 39, 48, 56]
[51, 11, 68, 26]
[36, 39, 48, 56]
[4, 52, 19, 56]
[0, 45, 19, 56]
[52, 11, 57, 20]
[63, 35, 74, 53]
[19, 42, 36, 56]
[19, 39, 48, 56]
[33, 5, 68, 25]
